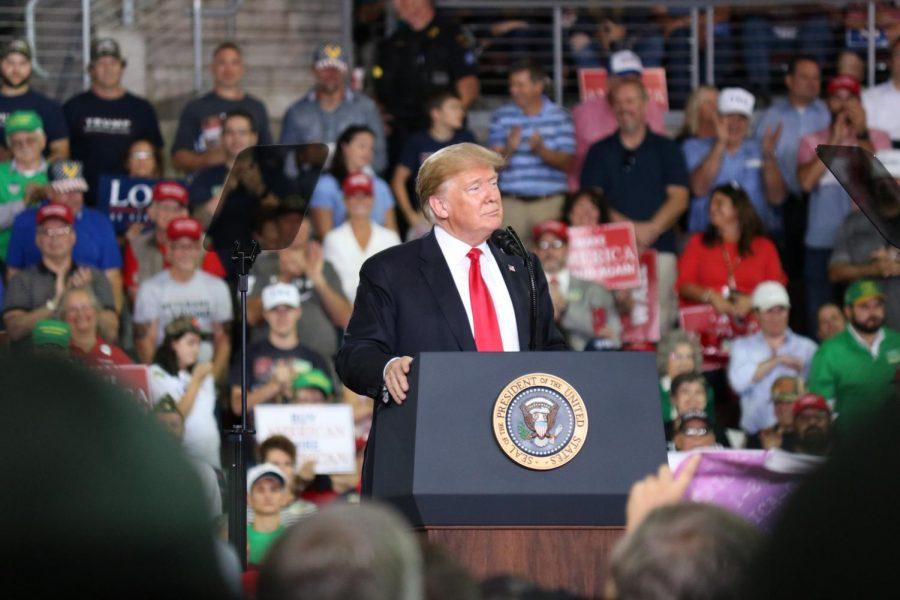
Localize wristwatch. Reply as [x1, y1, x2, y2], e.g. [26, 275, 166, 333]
[45, 298, 57, 311]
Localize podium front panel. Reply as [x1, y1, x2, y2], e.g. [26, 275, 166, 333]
[371, 352, 666, 526]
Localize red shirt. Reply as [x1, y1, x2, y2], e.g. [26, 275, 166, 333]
[69, 337, 134, 367]
[676, 233, 787, 306]
[123, 239, 227, 291]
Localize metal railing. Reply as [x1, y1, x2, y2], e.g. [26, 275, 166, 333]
[428, 0, 894, 107]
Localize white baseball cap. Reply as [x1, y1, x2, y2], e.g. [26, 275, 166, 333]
[752, 281, 790, 311]
[610, 50, 643, 76]
[718, 87, 755, 118]
[247, 463, 286, 493]
[262, 283, 301, 311]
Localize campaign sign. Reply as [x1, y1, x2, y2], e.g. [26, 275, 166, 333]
[96, 175, 158, 233]
[567, 223, 641, 289]
[670, 450, 821, 532]
[255, 404, 356, 475]
[97, 364, 153, 411]
[619, 250, 660, 346]
[680, 304, 760, 370]
[578, 67, 669, 109]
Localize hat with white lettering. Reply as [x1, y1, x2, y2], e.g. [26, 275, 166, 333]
[37, 202, 74, 226]
[313, 43, 348, 72]
[718, 87, 755, 118]
[342, 172, 373, 197]
[152, 181, 189, 206]
[166, 216, 203, 241]
[49, 160, 89, 193]
[752, 281, 790, 312]
[610, 50, 643, 76]
[532, 220, 568, 242]
[262, 282, 301, 310]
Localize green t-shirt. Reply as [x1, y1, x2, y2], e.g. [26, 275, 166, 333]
[808, 327, 900, 431]
[0, 160, 47, 258]
[247, 523, 285, 566]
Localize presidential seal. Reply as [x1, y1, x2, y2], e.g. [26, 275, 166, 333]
[492, 373, 588, 470]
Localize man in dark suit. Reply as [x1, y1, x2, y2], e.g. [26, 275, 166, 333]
[335, 142, 567, 490]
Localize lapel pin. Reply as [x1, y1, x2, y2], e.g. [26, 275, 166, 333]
[508, 265, 516, 272]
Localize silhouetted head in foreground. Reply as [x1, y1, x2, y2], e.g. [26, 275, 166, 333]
[0, 352, 232, 599]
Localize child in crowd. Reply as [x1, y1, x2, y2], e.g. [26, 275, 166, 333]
[246, 463, 287, 567]
[390, 91, 476, 238]
[255, 435, 317, 527]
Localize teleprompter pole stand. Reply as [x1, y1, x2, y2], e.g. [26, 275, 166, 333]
[227, 238, 260, 570]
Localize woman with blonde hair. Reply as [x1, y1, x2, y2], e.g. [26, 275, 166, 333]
[677, 85, 718, 142]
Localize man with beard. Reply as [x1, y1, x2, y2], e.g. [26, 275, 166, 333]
[790, 393, 834, 456]
[0, 39, 68, 161]
[809, 280, 900, 433]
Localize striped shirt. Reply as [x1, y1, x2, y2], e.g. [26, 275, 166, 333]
[488, 96, 575, 196]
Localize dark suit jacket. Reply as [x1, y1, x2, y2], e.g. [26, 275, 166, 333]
[335, 228, 568, 492]
[336, 228, 568, 398]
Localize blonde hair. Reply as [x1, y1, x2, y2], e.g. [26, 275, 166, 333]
[679, 85, 718, 139]
[415, 143, 505, 223]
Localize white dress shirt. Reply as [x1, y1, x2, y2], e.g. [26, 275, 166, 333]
[863, 80, 900, 142]
[323, 221, 401, 303]
[727, 329, 818, 434]
[434, 225, 520, 351]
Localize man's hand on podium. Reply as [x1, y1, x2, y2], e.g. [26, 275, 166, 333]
[384, 356, 414, 404]
[625, 454, 701, 532]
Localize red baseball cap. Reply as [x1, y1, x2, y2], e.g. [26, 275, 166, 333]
[166, 217, 202, 241]
[826, 74, 861, 97]
[153, 181, 189, 206]
[792, 393, 831, 418]
[37, 203, 74, 225]
[342, 172, 373, 197]
[533, 220, 568, 242]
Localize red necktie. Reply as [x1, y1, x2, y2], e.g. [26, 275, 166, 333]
[467, 248, 504, 351]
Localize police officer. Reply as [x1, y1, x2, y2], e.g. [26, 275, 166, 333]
[372, 0, 479, 167]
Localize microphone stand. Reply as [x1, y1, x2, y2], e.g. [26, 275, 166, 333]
[493, 227, 538, 351]
[226, 238, 259, 569]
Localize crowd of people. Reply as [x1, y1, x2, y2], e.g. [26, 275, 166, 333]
[1, 0, 899, 592]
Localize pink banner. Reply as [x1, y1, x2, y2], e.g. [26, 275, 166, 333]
[567, 223, 641, 289]
[577, 67, 669, 109]
[620, 250, 660, 346]
[671, 450, 821, 532]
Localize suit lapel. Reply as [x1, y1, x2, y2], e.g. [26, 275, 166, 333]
[419, 230, 477, 351]
[489, 242, 531, 350]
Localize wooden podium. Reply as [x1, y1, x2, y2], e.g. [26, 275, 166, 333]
[367, 353, 664, 596]
[422, 526, 626, 597]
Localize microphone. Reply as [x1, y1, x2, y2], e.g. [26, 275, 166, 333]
[490, 227, 528, 259]
[490, 227, 538, 351]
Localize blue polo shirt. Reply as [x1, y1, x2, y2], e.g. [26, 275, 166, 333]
[488, 96, 575, 197]
[6, 202, 122, 270]
[309, 173, 395, 228]
[682, 137, 781, 234]
[753, 98, 830, 195]
[580, 131, 689, 254]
